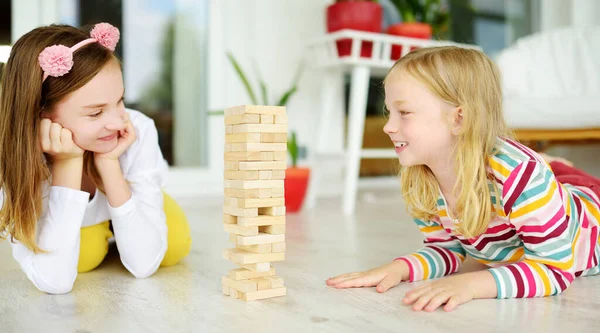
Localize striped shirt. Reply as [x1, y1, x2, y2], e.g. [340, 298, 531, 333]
[396, 138, 600, 298]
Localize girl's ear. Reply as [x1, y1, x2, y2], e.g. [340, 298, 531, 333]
[450, 106, 463, 135]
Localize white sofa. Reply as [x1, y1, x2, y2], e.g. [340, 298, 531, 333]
[495, 25, 600, 144]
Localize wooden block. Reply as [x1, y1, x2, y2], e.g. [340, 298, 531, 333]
[237, 243, 272, 254]
[271, 170, 285, 180]
[264, 276, 284, 288]
[259, 225, 286, 234]
[228, 197, 286, 209]
[225, 143, 287, 152]
[271, 187, 285, 198]
[261, 152, 274, 160]
[275, 114, 288, 124]
[225, 161, 240, 171]
[260, 115, 274, 124]
[230, 288, 239, 299]
[238, 215, 285, 227]
[222, 276, 258, 293]
[223, 214, 238, 224]
[261, 133, 288, 143]
[223, 248, 285, 264]
[225, 105, 286, 116]
[250, 277, 272, 291]
[226, 125, 234, 134]
[222, 282, 231, 296]
[232, 124, 288, 134]
[224, 188, 273, 199]
[228, 267, 276, 281]
[237, 233, 285, 245]
[258, 206, 286, 216]
[223, 205, 258, 217]
[224, 170, 259, 180]
[238, 161, 287, 170]
[225, 114, 260, 125]
[229, 233, 237, 245]
[224, 151, 265, 161]
[273, 151, 287, 161]
[241, 262, 271, 272]
[271, 243, 286, 253]
[225, 180, 284, 190]
[225, 133, 261, 143]
[259, 171, 272, 180]
[240, 287, 286, 302]
[224, 223, 259, 236]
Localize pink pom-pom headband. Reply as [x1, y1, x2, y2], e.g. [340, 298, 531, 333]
[38, 23, 120, 82]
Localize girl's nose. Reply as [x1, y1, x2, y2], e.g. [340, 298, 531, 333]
[383, 118, 398, 135]
[105, 112, 126, 131]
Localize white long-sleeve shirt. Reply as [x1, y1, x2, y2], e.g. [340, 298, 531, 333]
[2, 109, 169, 294]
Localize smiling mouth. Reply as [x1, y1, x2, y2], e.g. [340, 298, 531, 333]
[393, 141, 408, 147]
[99, 133, 117, 141]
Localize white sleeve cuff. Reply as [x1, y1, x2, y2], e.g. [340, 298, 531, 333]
[49, 186, 90, 204]
[108, 193, 136, 219]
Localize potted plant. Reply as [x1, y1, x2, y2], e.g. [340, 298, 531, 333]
[386, 0, 450, 60]
[326, 0, 383, 58]
[227, 52, 309, 213]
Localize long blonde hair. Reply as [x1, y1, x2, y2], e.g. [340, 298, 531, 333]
[0, 25, 118, 252]
[385, 46, 513, 238]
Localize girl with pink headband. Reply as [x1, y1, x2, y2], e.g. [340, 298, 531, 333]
[0, 23, 191, 294]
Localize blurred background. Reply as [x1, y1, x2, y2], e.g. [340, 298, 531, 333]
[1, 0, 599, 209]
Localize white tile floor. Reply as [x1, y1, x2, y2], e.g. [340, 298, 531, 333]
[1, 188, 600, 333]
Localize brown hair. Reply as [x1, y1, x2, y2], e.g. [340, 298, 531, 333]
[0, 24, 119, 252]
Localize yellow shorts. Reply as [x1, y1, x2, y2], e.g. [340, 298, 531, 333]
[77, 192, 192, 273]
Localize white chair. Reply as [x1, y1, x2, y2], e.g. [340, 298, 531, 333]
[496, 25, 600, 147]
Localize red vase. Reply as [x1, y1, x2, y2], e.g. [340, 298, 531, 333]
[284, 168, 310, 213]
[387, 22, 432, 60]
[326, 2, 382, 58]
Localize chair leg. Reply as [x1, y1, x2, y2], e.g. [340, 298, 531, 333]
[342, 65, 371, 215]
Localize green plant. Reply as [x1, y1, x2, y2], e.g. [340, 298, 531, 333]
[226, 52, 304, 167]
[390, 0, 450, 38]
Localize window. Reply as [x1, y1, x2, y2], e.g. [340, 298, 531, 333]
[58, 0, 209, 167]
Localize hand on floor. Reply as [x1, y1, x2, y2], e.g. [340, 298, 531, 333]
[326, 260, 408, 293]
[403, 270, 496, 312]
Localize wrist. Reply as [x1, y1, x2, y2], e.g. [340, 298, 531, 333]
[391, 259, 410, 281]
[51, 157, 83, 189]
[94, 157, 120, 173]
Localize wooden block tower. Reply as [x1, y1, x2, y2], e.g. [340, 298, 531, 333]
[221, 105, 288, 301]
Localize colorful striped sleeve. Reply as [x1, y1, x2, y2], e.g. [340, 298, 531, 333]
[488, 160, 576, 298]
[395, 218, 467, 282]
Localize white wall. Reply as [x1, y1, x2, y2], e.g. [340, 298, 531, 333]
[208, 0, 331, 161]
[540, 0, 600, 32]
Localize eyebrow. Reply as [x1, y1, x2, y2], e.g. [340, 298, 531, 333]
[83, 89, 125, 109]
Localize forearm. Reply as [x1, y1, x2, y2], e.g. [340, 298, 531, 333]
[488, 261, 574, 298]
[96, 159, 131, 207]
[463, 270, 498, 299]
[51, 157, 83, 190]
[11, 187, 89, 294]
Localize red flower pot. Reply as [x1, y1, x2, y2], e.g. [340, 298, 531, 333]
[284, 167, 310, 213]
[387, 22, 432, 60]
[326, 2, 382, 58]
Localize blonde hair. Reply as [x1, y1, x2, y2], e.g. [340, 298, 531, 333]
[0, 25, 118, 253]
[384, 46, 514, 238]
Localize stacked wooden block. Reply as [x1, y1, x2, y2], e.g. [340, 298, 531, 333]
[221, 105, 288, 301]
